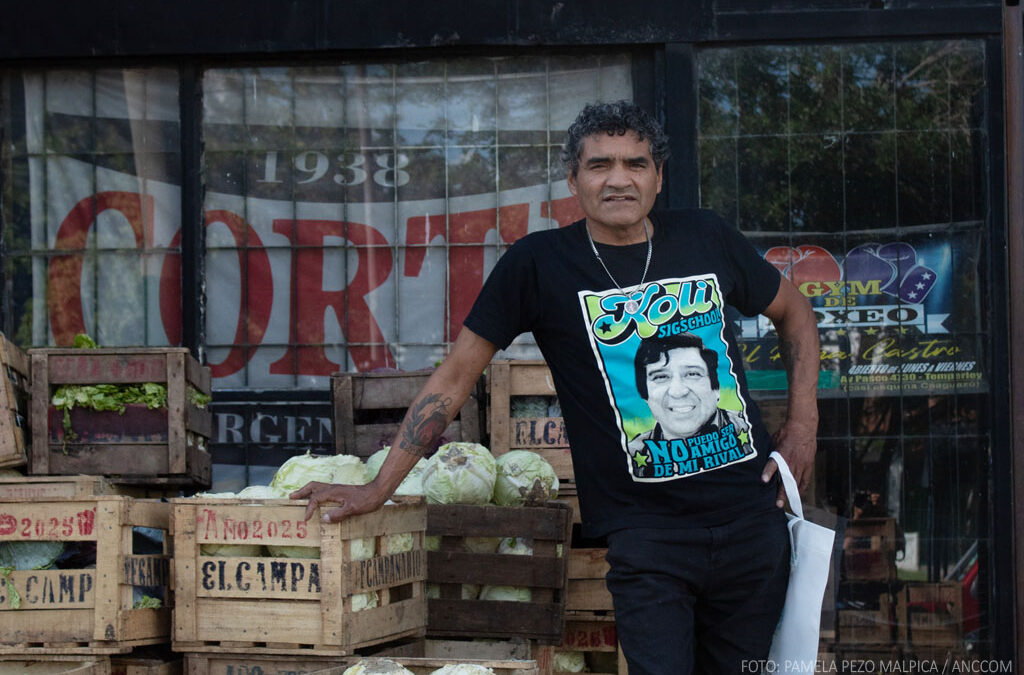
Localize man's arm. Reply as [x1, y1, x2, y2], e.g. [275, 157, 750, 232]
[291, 327, 498, 522]
[759, 275, 820, 506]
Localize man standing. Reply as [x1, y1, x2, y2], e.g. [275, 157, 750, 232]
[294, 100, 820, 674]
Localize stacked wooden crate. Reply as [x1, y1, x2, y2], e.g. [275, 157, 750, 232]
[0, 334, 31, 469]
[0, 495, 175, 663]
[487, 360, 627, 674]
[29, 347, 212, 488]
[0, 337, 194, 673]
[171, 496, 429, 672]
[331, 369, 484, 459]
[425, 502, 571, 644]
[896, 582, 964, 655]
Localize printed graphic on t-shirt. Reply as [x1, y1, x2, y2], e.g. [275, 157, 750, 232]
[580, 274, 758, 482]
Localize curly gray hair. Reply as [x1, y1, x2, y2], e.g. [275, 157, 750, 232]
[560, 100, 671, 176]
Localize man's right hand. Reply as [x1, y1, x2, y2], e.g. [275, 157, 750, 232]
[290, 481, 387, 523]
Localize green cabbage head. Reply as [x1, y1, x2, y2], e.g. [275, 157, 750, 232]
[552, 651, 588, 672]
[492, 450, 558, 506]
[365, 448, 428, 496]
[270, 451, 339, 493]
[429, 664, 500, 674]
[421, 442, 496, 505]
[342, 658, 415, 675]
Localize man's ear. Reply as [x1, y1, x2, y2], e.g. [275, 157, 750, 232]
[568, 171, 578, 195]
[656, 163, 664, 194]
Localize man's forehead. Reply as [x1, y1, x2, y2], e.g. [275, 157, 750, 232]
[580, 131, 653, 158]
[648, 347, 706, 370]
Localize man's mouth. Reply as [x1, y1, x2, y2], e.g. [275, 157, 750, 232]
[666, 403, 697, 414]
[603, 194, 636, 202]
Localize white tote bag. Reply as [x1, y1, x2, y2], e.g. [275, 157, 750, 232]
[767, 451, 836, 673]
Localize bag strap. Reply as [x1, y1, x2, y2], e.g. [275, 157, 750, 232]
[769, 451, 803, 520]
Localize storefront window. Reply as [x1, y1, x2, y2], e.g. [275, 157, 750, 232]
[201, 55, 631, 390]
[699, 41, 990, 660]
[1, 68, 182, 348]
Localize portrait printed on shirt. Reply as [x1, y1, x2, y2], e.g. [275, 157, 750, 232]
[580, 273, 758, 482]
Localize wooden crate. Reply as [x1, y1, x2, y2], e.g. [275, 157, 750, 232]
[842, 518, 898, 581]
[534, 615, 626, 675]
[566, 548, 613, 614]
[897, 582, 963, 647]
[838, 593, 894, 645]
[487, 360, 573, 484]
[0, 654, 180, 675]
[29, 348, 212, 487]
[171, 497, 427, 656]
[184, 653, 347, 675]
[0, 475, 172, 500]
[185, 639, 536, 675]
[331, 370, 484, 458]
[425, 502, 572, 643]
[109, 655, 181, 675]
[0, 334, 31, 469]
[0, 661, 111, 675]
[0, 496, 172, 654]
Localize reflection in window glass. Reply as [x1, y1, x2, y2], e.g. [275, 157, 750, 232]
[699, 41, 991, 659]
[1, 69, 182, 348]
[201, 54, 632, 389]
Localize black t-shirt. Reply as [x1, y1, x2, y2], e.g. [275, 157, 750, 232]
[464, 209, 783, 537]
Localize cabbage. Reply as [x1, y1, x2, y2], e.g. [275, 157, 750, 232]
[269, 451, 340, 493]
[426, 583, 479, 600]
[201, 542, 265, 557]
[497, 537, 532, 556]
[478, 585, 531, 602]
[492, 450, 558, 506]
[237, 485, 287, 499]
[552, 651, 588, 672]
[421, 442, 496, 505]
[329, 454, 368, 486]
[365, 448, 428, 496]
[342, 658, 415, 675]
[266, 544, 320, 559]
[195, 491, 237, 498]
[352, 590, 379, 612]
[385, 533, 414, 554]
[429, 665, 497, 674]
[0, 541, 64, 570]
[479, 537, 532, 602]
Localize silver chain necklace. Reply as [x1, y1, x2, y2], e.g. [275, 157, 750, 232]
[585, 218, 653, 314]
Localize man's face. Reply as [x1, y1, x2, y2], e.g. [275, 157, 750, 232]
[644, 347, 720, 439]
[567, 131, 663, 240]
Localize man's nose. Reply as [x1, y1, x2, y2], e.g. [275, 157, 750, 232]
[606, 162, 631, 187]
[667, 376, 692, 397]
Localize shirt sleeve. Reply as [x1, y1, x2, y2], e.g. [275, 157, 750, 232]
[714, 214, 782, 317]
[462, 236, 543, 350]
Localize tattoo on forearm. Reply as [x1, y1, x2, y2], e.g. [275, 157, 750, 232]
[397, 393, 453, 457]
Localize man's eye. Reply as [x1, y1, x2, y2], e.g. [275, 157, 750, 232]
[650, 373, 669, 383]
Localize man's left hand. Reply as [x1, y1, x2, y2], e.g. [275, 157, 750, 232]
[761, 418, 817, 509]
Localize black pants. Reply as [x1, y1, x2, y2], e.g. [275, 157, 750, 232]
[604, 507, 790, 675]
